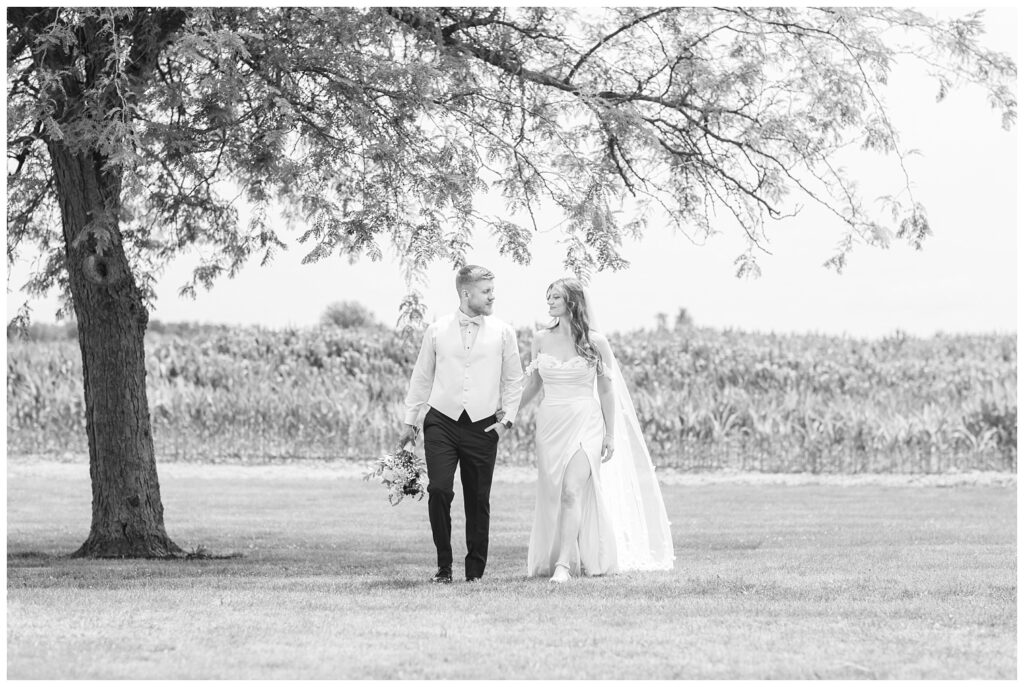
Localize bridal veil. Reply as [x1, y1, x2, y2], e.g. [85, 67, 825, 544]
[587, 290, 675, 570]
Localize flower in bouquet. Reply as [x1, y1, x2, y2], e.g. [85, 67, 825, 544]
[365, 444, 428, 506]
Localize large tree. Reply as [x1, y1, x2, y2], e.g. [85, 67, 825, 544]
[6, 7, 1015, 557]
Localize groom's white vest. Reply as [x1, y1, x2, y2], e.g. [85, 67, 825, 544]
[403, 312, 523, 426]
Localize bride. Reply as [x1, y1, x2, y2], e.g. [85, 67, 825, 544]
[519, 277, 674, 583]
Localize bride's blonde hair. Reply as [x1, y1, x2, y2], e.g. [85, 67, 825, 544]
[547, 277, 603, 375]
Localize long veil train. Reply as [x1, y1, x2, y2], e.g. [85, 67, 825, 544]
[599, 349, 675, 570]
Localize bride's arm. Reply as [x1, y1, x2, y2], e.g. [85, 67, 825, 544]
[593, 332, 617, 462]
[518, 331, 545, 409]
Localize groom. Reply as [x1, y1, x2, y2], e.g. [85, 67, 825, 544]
[398, 265, 525, 583]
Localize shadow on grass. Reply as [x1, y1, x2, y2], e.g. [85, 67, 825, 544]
[7, 544, 435, 590]
[185, 545, 245, 560]
[364, 578, 428, 591]
[7, 548, 246, 564]
[7, 551, 57, 567]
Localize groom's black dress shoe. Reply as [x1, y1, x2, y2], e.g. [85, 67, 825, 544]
[466, 575, 482, 583]
[431, 568, 453, 584]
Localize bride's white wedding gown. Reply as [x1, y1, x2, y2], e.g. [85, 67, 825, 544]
[526, 353, 675, 577]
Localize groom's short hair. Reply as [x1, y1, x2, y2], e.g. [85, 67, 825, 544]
[456, 265, 494, 293]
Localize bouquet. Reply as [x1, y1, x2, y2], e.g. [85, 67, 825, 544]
[364, 441, 428, 506]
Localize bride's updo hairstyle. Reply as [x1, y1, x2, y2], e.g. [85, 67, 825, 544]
[547, 277, 603, 375]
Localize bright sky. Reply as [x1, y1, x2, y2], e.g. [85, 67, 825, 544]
[5, 7, 1018, 338]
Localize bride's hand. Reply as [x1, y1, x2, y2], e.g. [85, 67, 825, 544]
[601, 434, 615, 462]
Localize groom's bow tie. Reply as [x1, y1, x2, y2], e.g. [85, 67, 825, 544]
[458, 312, 484, 327]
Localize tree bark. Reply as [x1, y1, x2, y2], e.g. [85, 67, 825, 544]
[47, 142, 182, 558]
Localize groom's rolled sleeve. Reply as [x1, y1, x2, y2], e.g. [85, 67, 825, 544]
[403, 325, 436, 426]
[499, 325, 525, 424]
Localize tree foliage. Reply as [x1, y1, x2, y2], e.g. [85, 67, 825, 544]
[8, 6, 1016, 327]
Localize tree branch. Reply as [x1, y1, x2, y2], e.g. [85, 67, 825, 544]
[7, 120, 44, 179]
[440, 7, 501, 40]
[566, 8, 674, 83]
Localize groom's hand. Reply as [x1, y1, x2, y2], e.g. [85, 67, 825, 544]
[484, 421, 508, 439]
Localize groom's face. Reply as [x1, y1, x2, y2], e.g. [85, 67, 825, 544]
[463, 279, 495, 316]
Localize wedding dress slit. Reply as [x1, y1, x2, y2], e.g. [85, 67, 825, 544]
[527, 354, 618, 577]
[553, 447, 595, 570]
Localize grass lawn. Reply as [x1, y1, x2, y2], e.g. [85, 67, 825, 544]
[6, 461, 1016, 679]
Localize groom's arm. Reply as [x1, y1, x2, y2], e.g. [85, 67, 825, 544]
[498, 325, 525, 424]
[402, 324, 437, 427]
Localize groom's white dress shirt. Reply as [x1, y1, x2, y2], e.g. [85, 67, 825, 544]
[403, 310, 524, 426]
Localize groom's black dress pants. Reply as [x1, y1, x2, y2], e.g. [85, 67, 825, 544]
[422, 407, 499, 580]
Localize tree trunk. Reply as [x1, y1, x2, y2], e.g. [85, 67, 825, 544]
[47, 142, 182, 558]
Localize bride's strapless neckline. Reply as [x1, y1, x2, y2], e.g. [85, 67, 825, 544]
[537, 352, 586, 366]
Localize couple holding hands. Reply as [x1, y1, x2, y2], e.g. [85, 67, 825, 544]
[398, 265, 673, 584]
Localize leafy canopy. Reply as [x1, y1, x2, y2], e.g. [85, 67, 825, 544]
[7, 7, 1016, 326]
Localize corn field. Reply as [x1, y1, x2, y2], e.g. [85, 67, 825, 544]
[6, 324, 1016, 473]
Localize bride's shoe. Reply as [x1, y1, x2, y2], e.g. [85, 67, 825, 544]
[550, 564, 571, 584]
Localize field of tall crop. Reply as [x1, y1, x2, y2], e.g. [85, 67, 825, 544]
[6, 323, 1016, 473]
